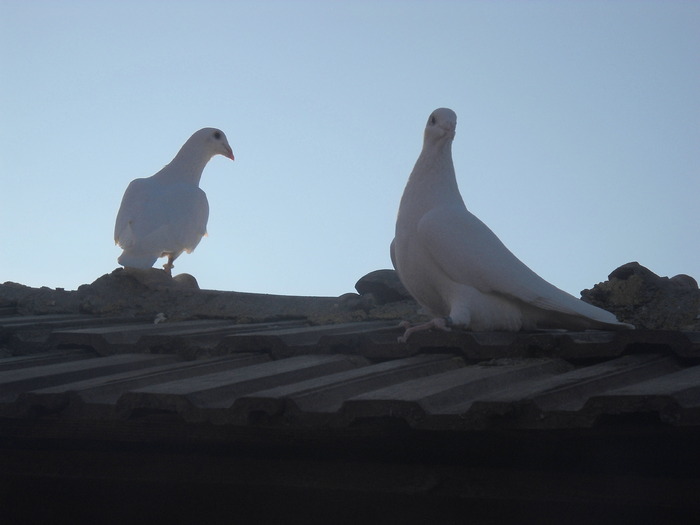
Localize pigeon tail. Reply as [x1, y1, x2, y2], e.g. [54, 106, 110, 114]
[118, 252, 158, 269]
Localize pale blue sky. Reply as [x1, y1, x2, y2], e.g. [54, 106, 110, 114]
[1, 1, 698, 297]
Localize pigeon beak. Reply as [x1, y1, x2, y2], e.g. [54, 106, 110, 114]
[443, 126, 456, 139]
[224, 145, 235, 160]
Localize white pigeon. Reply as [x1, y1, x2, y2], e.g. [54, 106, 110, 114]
[391, 108, 634, 341]
[114, 127, 234, 274]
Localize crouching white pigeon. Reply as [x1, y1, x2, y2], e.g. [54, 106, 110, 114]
[391, 108, 633, 341]
[114, 127, 234, 275]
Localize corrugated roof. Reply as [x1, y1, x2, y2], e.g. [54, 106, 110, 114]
[2, 313, 699, 431]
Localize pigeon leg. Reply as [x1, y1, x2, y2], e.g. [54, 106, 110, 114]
[163, 256, 175, 277]
[398, 317, 451, 343]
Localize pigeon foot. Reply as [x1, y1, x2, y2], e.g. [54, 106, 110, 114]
[398, 317, 451, 343]
[163, 257, 175, 277]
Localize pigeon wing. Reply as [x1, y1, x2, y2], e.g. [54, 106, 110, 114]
[114, 177, 154, 248]
[417, 204, 620, 323]
[163, 184, 209, 254]
[115, 178, 208, 256]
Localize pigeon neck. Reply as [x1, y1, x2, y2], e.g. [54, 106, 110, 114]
[407, 141, 462, 204]
[160, 143, 211, 185]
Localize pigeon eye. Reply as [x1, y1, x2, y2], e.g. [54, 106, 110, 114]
[429, 116, 437, 125]
[213, 131, 221, 140]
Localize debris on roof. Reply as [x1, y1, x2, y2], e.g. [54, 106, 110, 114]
[582, 261, 700, 330]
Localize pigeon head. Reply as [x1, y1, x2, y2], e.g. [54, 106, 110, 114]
[424, 108, 457, 144]
[180, 128, 233, 161]
[188, 127, 235, 161]
[157, 128, 235, 184]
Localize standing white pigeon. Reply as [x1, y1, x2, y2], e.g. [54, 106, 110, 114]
[114, 127, 234, 275]
[391, 108, 633, 341]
